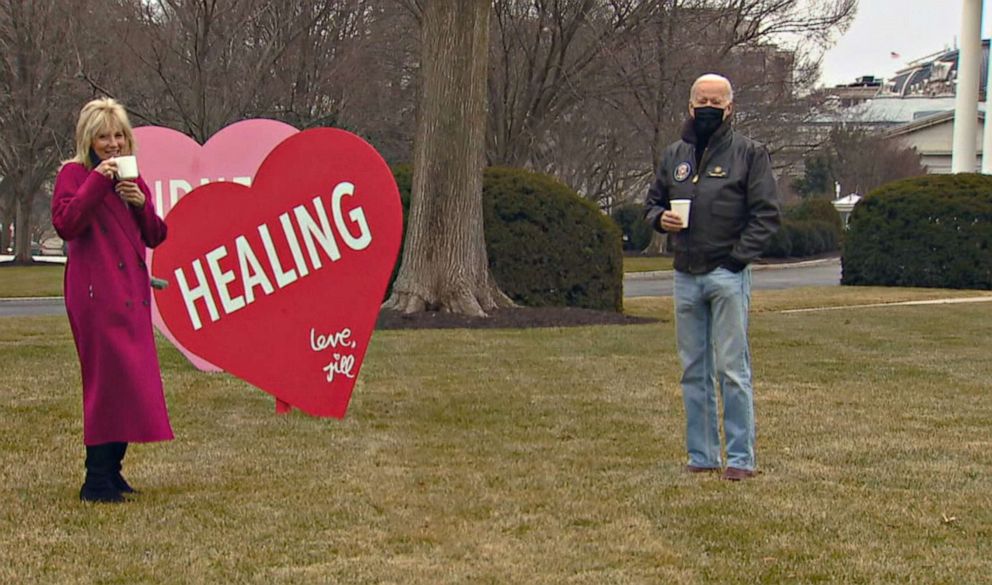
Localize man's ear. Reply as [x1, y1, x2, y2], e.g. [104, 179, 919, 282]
[724, 103, 734, 119]
[688, 102, 695, 118]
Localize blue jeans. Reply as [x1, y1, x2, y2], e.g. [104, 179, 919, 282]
[673, 266, 755, 471]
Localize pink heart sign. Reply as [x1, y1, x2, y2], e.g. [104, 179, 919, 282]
[150, 128, 403, 418]
[135, 120, 298, 372]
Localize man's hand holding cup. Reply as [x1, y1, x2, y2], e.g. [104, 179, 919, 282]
[660, 199, 691, 232]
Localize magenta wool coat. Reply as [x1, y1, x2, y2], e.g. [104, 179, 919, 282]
[52, 163, 174, 446]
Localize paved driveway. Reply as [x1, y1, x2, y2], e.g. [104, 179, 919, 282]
[0, 297, 66, 317]
[623, 258, 842, 298]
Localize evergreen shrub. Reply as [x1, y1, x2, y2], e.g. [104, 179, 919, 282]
[390, 166, 624, 311]
[763, 197, 844, 258]
[842, 174, 992, 289]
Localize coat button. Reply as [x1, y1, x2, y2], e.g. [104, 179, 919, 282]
[125, 300, 132, 308]
[118, 261, 125, 269]
[142, 300, 150, 307]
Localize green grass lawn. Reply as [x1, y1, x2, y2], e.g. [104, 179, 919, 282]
[0, 264, 65, 298]
[1, 288, 991, 583]
[622, 255, 674, 273]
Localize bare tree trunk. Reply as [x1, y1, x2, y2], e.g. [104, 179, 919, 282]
[384, 0, 512, 317]
[13, 183, 34, 264]
[0, 179, 12, 254]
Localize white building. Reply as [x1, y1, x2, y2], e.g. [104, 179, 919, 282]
[886, 108, 987, 174]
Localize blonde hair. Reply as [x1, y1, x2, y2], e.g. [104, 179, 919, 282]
[67, 98, 136, 170]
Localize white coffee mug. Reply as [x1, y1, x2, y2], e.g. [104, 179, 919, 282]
[114, 155, 139, 180]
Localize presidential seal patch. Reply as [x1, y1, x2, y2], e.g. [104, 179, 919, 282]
[673, 162, 692, 183]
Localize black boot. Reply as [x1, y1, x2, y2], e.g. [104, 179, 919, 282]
[80, 444, 124, 503]
[109, 442, 136, 494]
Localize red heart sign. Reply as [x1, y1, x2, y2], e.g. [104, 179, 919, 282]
[135, 120, 299, 373]
[151, 128, 402, 418]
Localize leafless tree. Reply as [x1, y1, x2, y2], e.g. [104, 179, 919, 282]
[384, 0, 513, 316]
[487, 0, 659, 168]
[798, 126, 925, 197]
[75, 0, 380, 141]
[0, 0, 89, 264]
[336, 2, 419, 163]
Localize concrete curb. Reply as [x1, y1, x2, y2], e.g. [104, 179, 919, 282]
[780, 296, 992, 313]
[0, 296, 65, 303]
[624, 257, 840, 280]
[0, 255, 67, 264]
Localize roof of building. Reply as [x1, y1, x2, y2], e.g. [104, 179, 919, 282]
[812, 96, 980, 125]
[884, 108, 987, 138]
[887, 40, 990, 97]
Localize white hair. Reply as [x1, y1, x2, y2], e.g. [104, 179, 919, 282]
[690, 74, 734, 102]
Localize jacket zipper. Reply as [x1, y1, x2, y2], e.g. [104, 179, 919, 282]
[687, 144, 715, 272]
[692, 146, 713, 185]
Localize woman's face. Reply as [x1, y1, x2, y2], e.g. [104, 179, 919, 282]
[91, 125, 128, 160]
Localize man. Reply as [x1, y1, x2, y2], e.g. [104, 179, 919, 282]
[644, 74, 780, 481]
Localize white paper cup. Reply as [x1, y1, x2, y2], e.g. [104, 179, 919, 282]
[115, 155, 139, 180]
[670, 199, 691, 228]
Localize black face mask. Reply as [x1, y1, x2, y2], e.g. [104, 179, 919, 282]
[692, 106, 726, 143]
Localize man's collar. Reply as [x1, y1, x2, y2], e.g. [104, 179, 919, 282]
[680, 117, 733, 146]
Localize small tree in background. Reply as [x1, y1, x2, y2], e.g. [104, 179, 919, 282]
[794, 127, 926, 198]
[792, 154, 834, 198]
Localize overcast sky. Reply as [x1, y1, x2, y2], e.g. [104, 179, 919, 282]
[819, 0, 992, 87]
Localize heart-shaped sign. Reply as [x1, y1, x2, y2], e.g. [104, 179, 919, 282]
[151, 128, 403, 418]
[135, 120, 299, 372]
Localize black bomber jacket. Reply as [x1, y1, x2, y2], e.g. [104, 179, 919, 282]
[644, 119, 781, 275]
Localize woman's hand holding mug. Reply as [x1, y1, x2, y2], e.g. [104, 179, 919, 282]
[95, 158, 118, 180]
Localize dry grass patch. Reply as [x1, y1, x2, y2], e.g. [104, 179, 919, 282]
[1, 286, 990, 583]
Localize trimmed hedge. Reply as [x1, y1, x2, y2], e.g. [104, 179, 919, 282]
[841, 173, 992, 289]
[764, 197, 843, 258]
[391, 166, 624, 311]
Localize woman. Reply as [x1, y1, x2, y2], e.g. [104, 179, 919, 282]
[52, 98, 172, 503]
